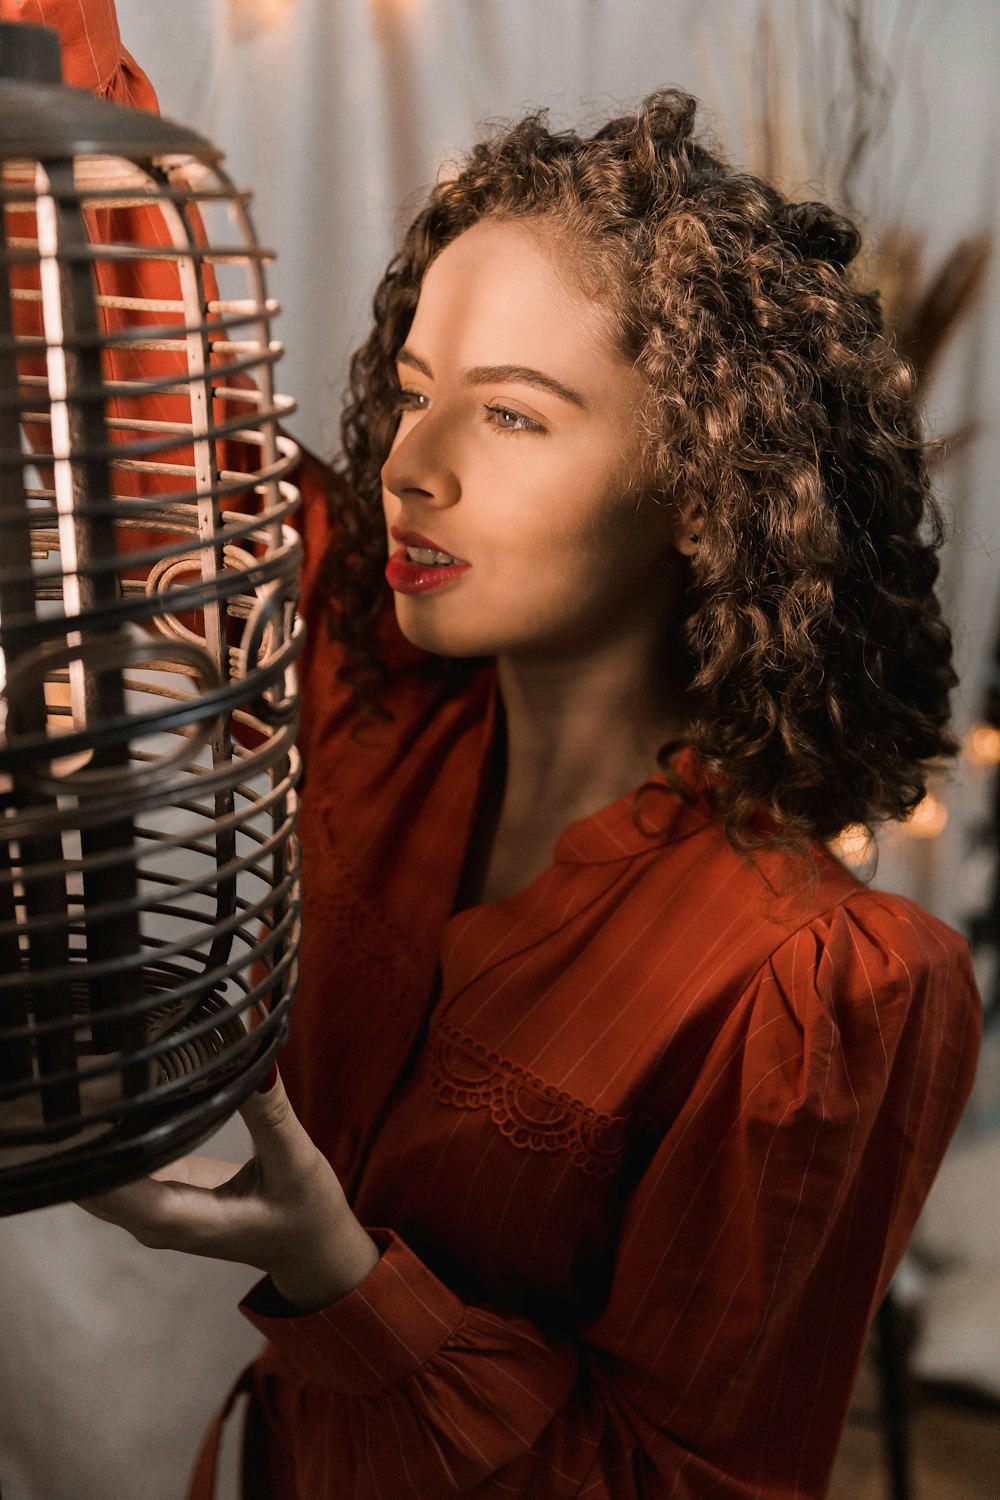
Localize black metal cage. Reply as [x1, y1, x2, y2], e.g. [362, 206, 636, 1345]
[0, 23, 302, 1213]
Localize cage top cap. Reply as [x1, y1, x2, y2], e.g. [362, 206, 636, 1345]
[0, 18, 61, 84]
[0, 21, 217, 162]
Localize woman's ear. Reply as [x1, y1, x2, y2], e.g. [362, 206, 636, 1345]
[671, 499, 705, 558]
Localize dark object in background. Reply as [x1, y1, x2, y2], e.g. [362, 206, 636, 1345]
[0, 21, 303, 1213]
[969, 621, 1000, 1016]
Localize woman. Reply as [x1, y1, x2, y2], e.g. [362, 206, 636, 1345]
[16, 3, 982, 1497]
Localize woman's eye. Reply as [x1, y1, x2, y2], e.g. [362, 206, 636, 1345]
[483, 404, 543, 434]
[390, 386, 429, 411]
[389, 388, 541, 434]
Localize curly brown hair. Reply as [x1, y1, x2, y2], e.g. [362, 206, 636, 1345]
[324, 87, 958, 867]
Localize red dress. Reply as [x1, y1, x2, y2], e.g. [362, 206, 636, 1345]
[5, 8, 983, 1497]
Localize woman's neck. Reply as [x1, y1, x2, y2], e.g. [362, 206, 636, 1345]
[453, 639, 692, 912]
[493, 640, 692, 828]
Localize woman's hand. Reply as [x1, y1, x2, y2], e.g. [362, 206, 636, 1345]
[78, 1073, 381, 1314]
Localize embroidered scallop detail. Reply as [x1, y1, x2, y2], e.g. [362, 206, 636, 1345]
[425, 1020, 629, 1180]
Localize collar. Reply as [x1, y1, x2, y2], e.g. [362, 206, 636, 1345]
[554, 746, 717, 865]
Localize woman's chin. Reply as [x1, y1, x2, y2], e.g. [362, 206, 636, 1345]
[392, 599, 486, 658]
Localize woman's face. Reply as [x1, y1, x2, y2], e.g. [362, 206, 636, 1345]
[380, 218, 690, 662]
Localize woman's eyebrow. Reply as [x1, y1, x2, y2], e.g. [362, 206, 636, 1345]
[396, 347, 587, 408]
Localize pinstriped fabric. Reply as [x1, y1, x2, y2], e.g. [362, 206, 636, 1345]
[238, 582, 981, 1499]
[0, 1, 152, 106]
[22, 8, 984, 1495]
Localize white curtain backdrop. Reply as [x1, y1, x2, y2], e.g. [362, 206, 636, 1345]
[1, 3, 998, 1497]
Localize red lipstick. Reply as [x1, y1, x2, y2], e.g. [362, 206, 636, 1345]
[385, 544, 471, 595]
[386, 525, 470, 594]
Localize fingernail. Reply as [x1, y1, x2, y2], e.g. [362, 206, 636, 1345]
[255, 1063, 279, 1094]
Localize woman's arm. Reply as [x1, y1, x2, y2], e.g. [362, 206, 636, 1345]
[232, 902, 978, 1500]
[0, 0, 153, 103]
[82, 898, 982, 1500]
[2, 0, 341, 743]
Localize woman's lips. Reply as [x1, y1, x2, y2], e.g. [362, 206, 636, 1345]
[385, 544, 472, 595]
[389, 526, 467, 562]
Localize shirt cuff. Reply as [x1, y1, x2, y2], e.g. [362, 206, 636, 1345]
[239, 1228, 468, 1394]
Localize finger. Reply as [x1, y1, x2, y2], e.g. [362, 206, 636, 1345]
[236, 1071, 319, 1178]
[79, 1169, 258, 1254]
[77, 1174, 187, 1239]
[150, 1155, 248, 1191]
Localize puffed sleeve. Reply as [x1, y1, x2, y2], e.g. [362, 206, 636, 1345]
[0, 0, 156, 102]
[1, 0, 340, 713]
[2, 0, 223, 541]
[233, 893, 981, 1499]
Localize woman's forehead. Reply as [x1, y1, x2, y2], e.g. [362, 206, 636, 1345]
[409, 221, 634, 387]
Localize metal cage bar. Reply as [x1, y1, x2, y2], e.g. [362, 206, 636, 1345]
[0, 31, 303, 1213]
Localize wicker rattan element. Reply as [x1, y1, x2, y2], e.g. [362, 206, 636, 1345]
[0, 24, 303, 1213]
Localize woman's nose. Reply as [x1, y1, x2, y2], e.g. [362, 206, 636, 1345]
[380, 411, 461, 509]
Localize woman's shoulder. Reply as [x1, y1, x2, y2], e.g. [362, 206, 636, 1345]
[742, 874, 982, 1077]
[649, 773, 981, 1047]
[669, 750, 977, 990]
[790, 875, 975, 987]
[737, 827, 978, 998]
